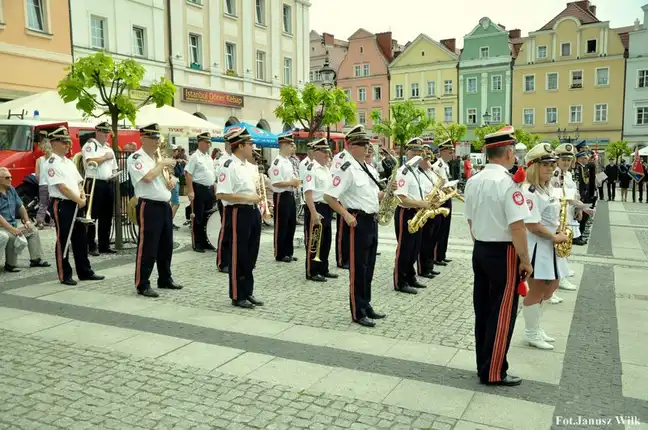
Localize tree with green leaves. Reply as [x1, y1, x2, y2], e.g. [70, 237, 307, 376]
[514, 128, 541, 150]
[605, 140, 632, 163]
[433, 122, 467, 146]
[548, 138, 561, 148]
[472, 124, 505, 151]
[371, 101, 433, 158]
[273, 83, 356, 139]
[58, 51, 176, 249]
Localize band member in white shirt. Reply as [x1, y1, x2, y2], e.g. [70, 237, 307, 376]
[82, 121, 118, 255]
[269, 132, 301, 263]
[214, 143, 232, 272]
[185, 132, 216, 253]
[216, 127, 264, 309]
[128, 123, 184, 298]
[332, 142, 351, 269]
[417, 146, 441, 279]
[432, 140, 454, 266]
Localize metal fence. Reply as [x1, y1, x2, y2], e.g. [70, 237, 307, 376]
[109, 151, 138, 245]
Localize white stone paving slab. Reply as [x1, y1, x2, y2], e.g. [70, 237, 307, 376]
[34, 320, 139, 347]
[273, 324, 344, 347]
[107, 332, 192, 358]
[461, 392, 555, 430]
[158, 341, 244, 370]
[609, 211, 631, 225]
[308, 367, 401, 403]
[0, 307, 32, 322]
[382, 379, 475, 419]
[383, 339, 459, 367]
[247, 357, 333, 390]
[326, 331, 399, 355]
[622, 363, 648, 401]
[4, 281, 76, 298]
[1, 312, 71, 334]
[214, 352, 275, 376]
[453, 421, 508, 430]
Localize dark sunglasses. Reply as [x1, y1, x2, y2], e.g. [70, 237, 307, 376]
[2, 176, 11, 180]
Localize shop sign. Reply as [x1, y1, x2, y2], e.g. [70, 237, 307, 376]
[182, 87, 244, 108]
[129, 88, 150, 101]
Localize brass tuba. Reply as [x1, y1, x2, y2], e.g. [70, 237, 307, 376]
[555, 173, 573, 257]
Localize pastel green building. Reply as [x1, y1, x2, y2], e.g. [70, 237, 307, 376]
[459, 17, 521, 141]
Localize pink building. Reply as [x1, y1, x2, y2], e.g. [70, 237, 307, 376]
[337, 29, 403, 146]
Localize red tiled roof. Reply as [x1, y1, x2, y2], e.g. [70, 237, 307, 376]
[613, 25, 645, 51]
[539, 2, 599, 31]
[510, 39, 523, 58]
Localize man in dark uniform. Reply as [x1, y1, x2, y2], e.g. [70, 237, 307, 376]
[432, 140, 454, 266]
[128, 123, 184, 297]
[47, 127, 104, 285]
[574, 141, 594, 239]
[417, 145, 442, 279]
[185, 132, 216, 253]
[605, 160, 618, 201]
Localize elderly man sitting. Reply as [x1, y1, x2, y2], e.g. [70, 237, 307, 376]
[0, 167, 50, 272]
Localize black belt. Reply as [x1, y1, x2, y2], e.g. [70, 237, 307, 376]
[194, 183, 213, 189]
[138, 198, 169, 206]
[348, 209, 378, 222]
[475, 240, 512, 246]
[87, 178, 109, 183]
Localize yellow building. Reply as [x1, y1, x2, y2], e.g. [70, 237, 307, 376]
[513, 0, 626, 146]
[389, 34, 459, 127]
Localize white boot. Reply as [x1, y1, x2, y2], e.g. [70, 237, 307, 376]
[548, 292, 563, 304]
[559, 277, 577, 291]
[538, 302, 555, 343]
[523, 304, 554, 350]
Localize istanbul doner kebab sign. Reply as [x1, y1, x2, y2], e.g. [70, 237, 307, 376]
[182, 88, 244, 108]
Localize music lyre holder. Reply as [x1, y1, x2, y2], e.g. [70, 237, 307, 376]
[77, 160, 98, 224]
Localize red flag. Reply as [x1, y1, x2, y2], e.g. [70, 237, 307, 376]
[630, 147, 645, 183]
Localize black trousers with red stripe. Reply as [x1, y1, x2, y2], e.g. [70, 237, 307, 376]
[393, 206, 422, 288]
[190, 183, 215, 250]
[472, 240, 520, 383]
[217, 206, 231, 271]
[304, 202, 332, 278]
[348, 210, 378, 321]
[135, 198, 174, 292]
[418, 216, 440, 275]
[335, 213, 349, 268]
[273, 191, 296, 260]
[49, 198, 93, 281]
[85, 178, 114, 252]
[436, 199, 452, 262]
[226, 204, 261, 302]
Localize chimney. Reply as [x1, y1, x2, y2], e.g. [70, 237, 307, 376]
[376, 32, 394, 61]
[498, 23, 506, 30]
[508, 29, 521, 39]
[589, 5, 596, 15]
[322, 32, 334, 47]
[573, 1, 590, 12]
[440, 38, 456, 53]
[635, 18, 641, 31]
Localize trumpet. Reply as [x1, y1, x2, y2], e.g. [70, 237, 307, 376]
[77, 160, 99, 224]
[309, 220, 323, 262]
[258, 174, 272, 220]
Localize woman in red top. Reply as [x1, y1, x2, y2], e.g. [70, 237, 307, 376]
[463, 155, 472, 179]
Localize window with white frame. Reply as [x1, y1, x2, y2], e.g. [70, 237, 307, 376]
[427, 81, 435, 96]
[427, 107, 436, 120]
[637, 107, 648, 125]
[132, 27, 146, 57]
[354, 65, 361, 77]
[283, 57, 292, 85]
[224, 0, 236, 15]
[571, 70, 583, 88]
[358, 88, 367, 102]
[411, 83, 419, 98]
[343, 89, 351, 101]
[26, 0, 45, 31]
[358, 111, 366, 124]
[480, 47, 489, 59]
[561, 42, 571, 56]
[255, 50, 266, 80]
[524, 75, 535, 92]
[639, 70, 648, 88]
[595, 104, 608, 122]
[596, 68, 609, 86]
[546, 72, 558, 90]
[395, 84, 403, 98]
[225, 42, 236, 71]
[282, 4, 292, 34]
[523, 108, 535, 125]
[444, 80, 453, 95]
[586, 39, 597, 54]
[91, 16, 106, 49]
[467, 108, 477, 125]
[189, 34, 202, 67]
[255, 0, 265, 25]
[570, 105, 582, 123]
[491, 107, 502, 123]
[546, 107, 557, 124]
[363, 64, 370, 76]
[373, 86, 382, 100]
[467, 77, 477, 93]
[537, 46, 547, 59]
[444, 106, 452, 122]
[491, 75, 502, 91]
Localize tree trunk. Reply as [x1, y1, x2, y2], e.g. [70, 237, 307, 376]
[111, 115, 123, 250]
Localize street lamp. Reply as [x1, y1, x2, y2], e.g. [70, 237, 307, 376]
[482, 111, 492, 126]
[319, 45, 337, 141]
[557, 127, 580, 143]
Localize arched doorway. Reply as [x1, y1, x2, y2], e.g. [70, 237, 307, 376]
[256, 119, 271, 132]
[225, 116, 240, 127]
[193, 112, 207, 120]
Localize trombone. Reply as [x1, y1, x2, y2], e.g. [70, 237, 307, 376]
[309, 220, 323, 262]
[258, 172, 272, 220]
[77, 160, 99, 224]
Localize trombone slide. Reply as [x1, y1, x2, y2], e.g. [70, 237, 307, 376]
[76, 160, 98, 224]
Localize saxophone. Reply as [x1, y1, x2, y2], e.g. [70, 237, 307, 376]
[407, 176, 450, 234]
[555, 172, 573, 258]
[377, 168, 399, 226]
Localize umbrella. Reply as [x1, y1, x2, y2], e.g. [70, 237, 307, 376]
[213, 122, 279, 148]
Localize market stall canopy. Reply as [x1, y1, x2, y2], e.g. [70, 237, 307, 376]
[135, 104, 221, 137]
[0, 90, 90, 122]
[214, 122, 279, 148]
[638, 146, 648, 157]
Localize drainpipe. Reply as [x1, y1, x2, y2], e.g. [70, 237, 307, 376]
[67, 0, 74, 62]
[166, 0, 175, 106]
[621, 51, 628, 143]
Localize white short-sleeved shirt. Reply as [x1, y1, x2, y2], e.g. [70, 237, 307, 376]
[464, 163, 530, 242]
[303, 160, 329, 203]
[82, 139, 117, 180]
[332, 150, 349, 171]
[523, 184, 560, 231]
[394, 163, 423, 203]
[216, 155, 257, 207]
[551, 168, 578, 226]
[127, 149, 171, 202]
[46, 154, 83, 200]
[418, 167, 437, 195]
[269, 154, 297, 193]
[325, 157, 379, 214]
[37, 156, 49, 186]
[185, 150, 216, 186]
[214, 153, 231, 188]
[366, 162, 379, 179]
[299, 156, 312, 183]
[432, 158, 450, 182]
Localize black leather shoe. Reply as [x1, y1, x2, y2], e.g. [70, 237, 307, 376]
[323, 273, 339, 279]
[291, 256, 298, 261]
[4, 264, 20, 273]
[219, 266, 229, 273]
[340, 264, 350, 270]
[194, 248, 205, 253]
[79, 274, 105, 281]
[99, 248, 117, 254]
[367, 309, 386, 319]
[138, 287, 159, 298]
[419, 272, 436, 279]
[247, 296, 264, 306]
[354, 317, 375, 327]
[232, 299, 255, 309]
[409, 280, 427, 288]
[480, 375, 522, 387]
[307, 274, 327, 282]
[159, 281, 183, 290]
[30, 259, 51, 268]
[435, 261, 448, 266]
[89, 249, 100, 257]
[61, 278, 78, 286]
[396, 285, 418, 294]
[430, 270, 441, 276]
[573, 238, 587, 246]
[278, 256, 292, 263]
[443, 259, 452, 263]
[376, 252, 381, 256]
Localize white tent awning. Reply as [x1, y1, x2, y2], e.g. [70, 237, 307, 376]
[0, 90, 92, 122]
[135, 104, 222, 137]
[638, 146, 648, 157]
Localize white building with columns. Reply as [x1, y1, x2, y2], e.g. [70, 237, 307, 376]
[623, 4, 648, 148]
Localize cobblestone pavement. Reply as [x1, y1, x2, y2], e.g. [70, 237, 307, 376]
[0, 329, 457, 430]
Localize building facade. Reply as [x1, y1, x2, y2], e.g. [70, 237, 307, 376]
[309, 30, 347, 84]
[389, 34, 459, 129]
[0, 0, 73, 101]
[168, 0, 310, 132]
[459, 18, 518, 141]
[623, 4, 648, 148]
[513, 1, 626, 146]
[337, 29, 398, 139]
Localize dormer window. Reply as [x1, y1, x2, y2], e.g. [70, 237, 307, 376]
[561, 42, 571, 57]
[480, 47, 489, 59]
[586, 39, 597, 54]
[360, 46, 363, 54]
